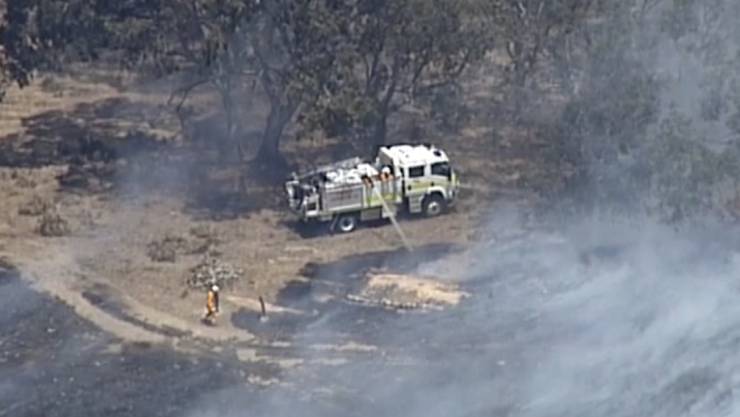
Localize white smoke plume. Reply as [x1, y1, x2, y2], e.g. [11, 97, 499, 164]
[179, 202, 740, 417]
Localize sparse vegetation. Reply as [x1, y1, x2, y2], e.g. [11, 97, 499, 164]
[18, 195, 51, 216]
[37, 205, 69, 236]
[146, 234, 186, 263]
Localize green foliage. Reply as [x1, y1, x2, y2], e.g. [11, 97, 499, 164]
[641, 111, 740, 222]
[3, 0, 740, 218]
[547, 0, 740, 222]
[301, 0, 491, 144]
[424, 83, 472, 133]
[1, 0, 491, 158]
[479, 0, 595, 88]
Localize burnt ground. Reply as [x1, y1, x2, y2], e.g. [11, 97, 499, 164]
[3, 74, 740, 417]
[0, 74, 545, 417]
[0, 254, 491, 417]
[0, 266, 270, 417]
[231, 243, 462, 342]
[0, 237, 531, 417]
[5, 220, 740, 417]
[0, 243, 490, 417]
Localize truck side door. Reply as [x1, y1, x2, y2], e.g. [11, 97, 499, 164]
[404, 165, 427, 196]
[403, 164, 428, 213]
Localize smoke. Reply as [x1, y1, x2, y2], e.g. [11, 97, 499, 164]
[174, 4, 740, 413]
[512, 221, 740, 417]
[176, 201, 740, 417]
[545, 0, 740, 221]
[9, 1, 740, 416]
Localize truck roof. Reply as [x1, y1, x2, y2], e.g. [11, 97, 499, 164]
[379, 144, 449, 167]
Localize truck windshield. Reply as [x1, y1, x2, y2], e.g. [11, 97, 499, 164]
[431, 162, 451, 177]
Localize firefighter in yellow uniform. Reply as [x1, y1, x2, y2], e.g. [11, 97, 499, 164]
[203, 284, 220, 325]
[380, 166, 392, 181]
[379, 166, 394, 197]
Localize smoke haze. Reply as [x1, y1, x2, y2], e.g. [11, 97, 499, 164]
[175, 206, 740, 416]
[4, 1, 740, 416]
[181, 2, 740, 414]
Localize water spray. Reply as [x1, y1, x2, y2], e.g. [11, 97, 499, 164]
[371, 185, 413, 252]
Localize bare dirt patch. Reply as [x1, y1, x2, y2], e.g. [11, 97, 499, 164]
[349, 271, 469, 310]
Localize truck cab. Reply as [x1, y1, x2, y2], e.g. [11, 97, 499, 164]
[376, 144, 459, 216]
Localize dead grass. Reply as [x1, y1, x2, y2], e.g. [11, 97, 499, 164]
[0, 66, 553, 338]
[358, 272, 469, 308]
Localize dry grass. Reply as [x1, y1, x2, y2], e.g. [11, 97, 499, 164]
[0, 64, 552, 337]
[359, 272, 469, 308]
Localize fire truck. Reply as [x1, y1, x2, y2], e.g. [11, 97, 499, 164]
[285, 144, 460, 233]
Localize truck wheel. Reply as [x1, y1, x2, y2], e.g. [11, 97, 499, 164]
[422, 194, 446, 217]
[335, 214, 358, 233]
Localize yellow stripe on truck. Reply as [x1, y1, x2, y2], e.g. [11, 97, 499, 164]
[407, 181, 450, 192]
[368, 194, 396, 206]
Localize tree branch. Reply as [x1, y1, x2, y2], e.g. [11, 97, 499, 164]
[167, 76, 210, 112]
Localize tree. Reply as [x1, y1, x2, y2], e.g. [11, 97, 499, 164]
[468, 0, 596, 124]
[0, 43, 8, 103]
[2, 0, 493, 165]
[483, 0, 595, 88]
[533, 0, 663, 213]
[118, 0, 341, 166]
[156, 0, 259, 162]
[303, 0, 492, 146]
[247, 0, 343, 164]
[1, 0, 309, 166]
[0, 0, 7, 101]
[543, 0, 740, 222]
[641, 111, 740, 222]
[1, 0, 68, 99]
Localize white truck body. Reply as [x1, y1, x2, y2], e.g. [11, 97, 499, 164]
[285, 144, 460, 233]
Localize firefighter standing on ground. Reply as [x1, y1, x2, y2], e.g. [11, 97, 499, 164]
[203, 284, 220, 324]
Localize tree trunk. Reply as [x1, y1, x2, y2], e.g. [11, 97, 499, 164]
[256, 100, 296, 167]
[509, 63, 529, 125]
[371, 85, 395, 147]
[215, 76, 244, 163]
[371, 113, 388, 146]
[224, 96, 241, 162]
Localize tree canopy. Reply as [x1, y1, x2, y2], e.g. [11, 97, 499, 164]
[2, 0, 494, 163]
[3, 0, 740, 222]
